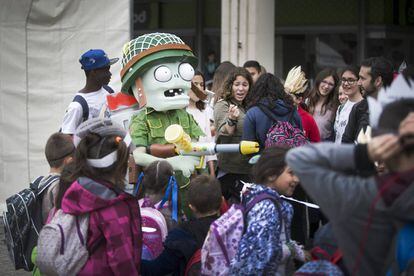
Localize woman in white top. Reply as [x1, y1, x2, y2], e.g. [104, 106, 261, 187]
[186, 71, 217, 176]
[334, 66, 363, 143]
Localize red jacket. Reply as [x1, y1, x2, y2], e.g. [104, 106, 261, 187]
[62, 177, 142, 275]
[298, 106, 321, 143]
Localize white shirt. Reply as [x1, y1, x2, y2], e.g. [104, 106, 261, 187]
[61, 88, 110, 134]
[334, 100, 357, 143]
[186, 106, 217, 166]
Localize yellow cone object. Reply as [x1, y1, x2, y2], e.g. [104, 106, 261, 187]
[165, 124, 192, 152]
[239, 141, 260, 155]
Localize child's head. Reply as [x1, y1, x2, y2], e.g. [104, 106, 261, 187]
[338, 85, 348, 105]
[188, 175, 222, 216]
[142, 160, 174, 195]
[252, 146, 299, 196]
[73, 118, 130, 189]
[45, 132, 75, 169]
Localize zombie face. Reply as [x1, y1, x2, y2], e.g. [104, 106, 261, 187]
[131, 61, 195, 111]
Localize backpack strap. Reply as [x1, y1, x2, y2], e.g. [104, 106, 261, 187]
[37, 175, 60, 195]
[103, 85, 114, 94]
[29, 176, 45, 191]
[184, 249, 201, 276]
[73, 95, 89, 122]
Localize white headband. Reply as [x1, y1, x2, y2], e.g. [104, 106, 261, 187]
[87, 150, 118, 168]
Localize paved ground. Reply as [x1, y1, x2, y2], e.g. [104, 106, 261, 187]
[0, 218, 31, 275]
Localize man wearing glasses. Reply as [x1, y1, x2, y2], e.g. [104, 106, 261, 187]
[342, 57, 393, 144]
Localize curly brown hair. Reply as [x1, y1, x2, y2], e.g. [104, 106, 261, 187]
[221, 67, 253, 107]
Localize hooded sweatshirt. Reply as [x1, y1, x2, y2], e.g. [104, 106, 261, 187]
[286, 143, 414, 276]
[61, 177, 142, 275]
[243, 99, 302, 149]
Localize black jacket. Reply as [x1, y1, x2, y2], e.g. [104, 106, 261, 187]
[140, 215, 218, 276]
[342, 98, 369, 144]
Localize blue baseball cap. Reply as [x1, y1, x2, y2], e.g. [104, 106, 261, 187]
[79, 49, 119, 71]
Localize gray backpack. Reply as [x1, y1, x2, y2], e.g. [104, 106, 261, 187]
[36, 209, 89, 275]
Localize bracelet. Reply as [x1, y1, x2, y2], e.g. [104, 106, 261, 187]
[227, 118, 238, 126]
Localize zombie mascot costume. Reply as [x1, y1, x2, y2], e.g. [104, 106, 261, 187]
[120, 33, 204, 215]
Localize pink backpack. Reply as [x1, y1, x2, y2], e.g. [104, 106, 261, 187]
[258, 103, 308, 148]
[139, 199, 168, 260]
[201, 193, 280, 275]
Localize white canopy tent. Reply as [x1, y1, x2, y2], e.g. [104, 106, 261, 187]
[0, 0, 130, 211]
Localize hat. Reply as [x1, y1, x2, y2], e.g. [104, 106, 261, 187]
[120, 33, 197, 94]
[284, 66, 308, 95]
[79, 49, 119, 71]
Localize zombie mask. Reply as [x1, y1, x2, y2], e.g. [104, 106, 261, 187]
[120, 33, 197, 111]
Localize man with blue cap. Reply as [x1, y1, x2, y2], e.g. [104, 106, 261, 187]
[60, 49, 118, 134]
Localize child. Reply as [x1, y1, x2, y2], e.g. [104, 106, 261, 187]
[42, 132, 74, 222]
[140, 174, 222, 275]
[287, 99, 414, 276]
[139, 160, 181, 230]
[59, 118, 142, 275]
[230, 146, 307, 275]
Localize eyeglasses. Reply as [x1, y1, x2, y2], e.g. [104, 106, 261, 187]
[341, 78, 358, 85]
[320, 80, 335, 87]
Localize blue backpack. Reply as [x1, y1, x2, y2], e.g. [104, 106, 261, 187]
[387, 222, 414, 276]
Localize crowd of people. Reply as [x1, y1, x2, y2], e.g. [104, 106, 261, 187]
[7, 44, 414, 276]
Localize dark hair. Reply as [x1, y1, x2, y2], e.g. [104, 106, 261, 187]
[378, 99, 414, 155]
[402, 65, 414, 87]
[45, 133, 74, 168]
[252, 146, 291, 185]
[243, 60, 261, 73]
[307, 68, 339, 116]
[72, 133, 129, 190]
[142, 160, 174, 195]
[246, 73, 293, 109]
[55, 162, 76, 210]
[188, 175, 222, 214]
[212, 61, 236, 103]
[361, 57, 394, 88]
[222, 67, 253, 107]
[193, 71, 206, 111]
[341, 65, 360, 79]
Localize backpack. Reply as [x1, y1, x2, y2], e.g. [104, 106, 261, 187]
[2, 175, 59, 271]
[36, 209, 90, 275]
[185, 249, 201, 276]
[201, 193, 283, 276]
[258, 103, 308, 148]
[387, 222, 414, 276]
[139, 198, 169, 260]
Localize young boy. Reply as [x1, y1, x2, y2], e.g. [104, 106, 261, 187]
[41, 132, 74, 221]
[287, 99, 414, 276]
[140, 174, 222, 275]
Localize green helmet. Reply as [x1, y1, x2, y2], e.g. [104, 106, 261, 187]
[120, 32, 197, 94]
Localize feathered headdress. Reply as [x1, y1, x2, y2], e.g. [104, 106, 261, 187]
[284, 66, 308, 95]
